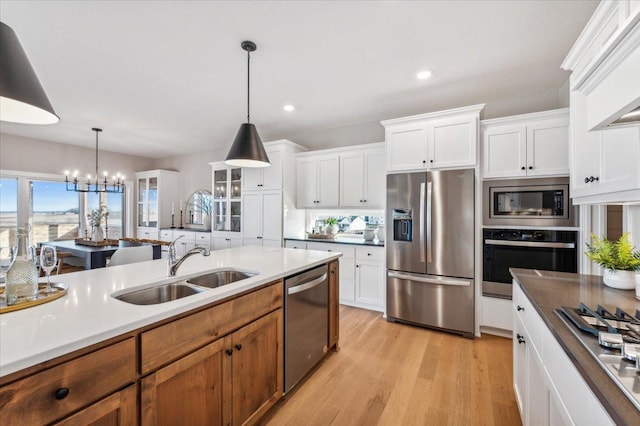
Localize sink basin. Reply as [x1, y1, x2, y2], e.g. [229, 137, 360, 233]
[186, 270, 256, 288]
[114, 282, 204, 305]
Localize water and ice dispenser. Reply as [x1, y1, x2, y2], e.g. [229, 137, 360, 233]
[392, 209, 412, 242]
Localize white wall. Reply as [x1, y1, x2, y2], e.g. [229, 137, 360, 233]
[153, 147, 228, 201]
[0, 133, 155, 178]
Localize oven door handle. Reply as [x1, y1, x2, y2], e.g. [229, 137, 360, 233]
[484, 239, 575, 249]
[387, 271, 470, 287]
[287, 274, 327, 295]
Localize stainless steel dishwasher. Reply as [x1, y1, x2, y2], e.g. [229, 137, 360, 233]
[284, 264, 328, 392]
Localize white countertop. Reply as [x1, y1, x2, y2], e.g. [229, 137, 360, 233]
[0, 246, 340, 378]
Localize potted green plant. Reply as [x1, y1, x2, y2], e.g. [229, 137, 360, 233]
[585, 233, 640, 290]
[325, 217, 338, 235]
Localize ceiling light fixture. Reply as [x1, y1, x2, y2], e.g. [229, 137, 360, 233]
[0, 22, 59, 125]
[416, 70, 432, 80]
[64, 128, 125, 193]
[283, 105, 295, 112]
[224, 41, 270, 168]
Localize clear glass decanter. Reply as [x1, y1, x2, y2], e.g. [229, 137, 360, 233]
[5, 227, 38, 305]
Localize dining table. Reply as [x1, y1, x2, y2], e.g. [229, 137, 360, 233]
[42, 240, 162, 270]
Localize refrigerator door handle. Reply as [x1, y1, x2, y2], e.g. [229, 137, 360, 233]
[419, 182, 426, 263]
[387, 271, 470, 287]
[426, 181, 433, 263]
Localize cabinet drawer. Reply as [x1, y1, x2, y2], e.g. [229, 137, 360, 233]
[355, 246, 384, 262]
[0, 338, 136, 426]
[196, 233, 212, 243]
[159, 230, 173, 241]
[173, 230, 195, 242]
[285, 240, 307, 250]
[306, 242, 355, 259]
[513, 282, 542, 358]
[141, 281, 283, 374]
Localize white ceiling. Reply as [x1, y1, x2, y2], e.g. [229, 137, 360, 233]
[0, 0, 598, 159]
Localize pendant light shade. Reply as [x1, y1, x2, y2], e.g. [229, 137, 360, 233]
[225, 40, 270, 168]
[226, 123, 270, 167]
[0, 22, 59, 125]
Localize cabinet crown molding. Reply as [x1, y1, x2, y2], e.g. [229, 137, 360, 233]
[380, 103, 485, 127]
[295, 142, 384, 158]
[480, 108, 569, 127]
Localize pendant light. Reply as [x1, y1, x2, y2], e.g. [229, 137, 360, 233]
[64, 128, 125, 193]
[225, 41, 270, 168]
[0, 22, 59, 125]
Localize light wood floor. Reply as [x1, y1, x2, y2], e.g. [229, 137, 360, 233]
[262, 305, 521, 426]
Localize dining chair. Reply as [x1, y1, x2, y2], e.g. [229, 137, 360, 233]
[108, 246, 153, 267]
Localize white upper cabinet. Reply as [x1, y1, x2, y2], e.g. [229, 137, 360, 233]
[481, 109, 569, 179]
[428, 114, 478, 168]
[242, 148, 283, 191]
[382, 104, 484, 173]
[562, 1, 640, 203]
[296, 154, 340, 208]
[340, 148, 385, 208]
[571, 92, 640, 201]
[384, 122, 429, 171]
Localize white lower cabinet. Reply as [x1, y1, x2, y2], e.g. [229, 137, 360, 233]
[163, 230, 212, 257]
[212, 234, 242, 250]
[513, 283, 613, 426]
[303, 241, 384, 312]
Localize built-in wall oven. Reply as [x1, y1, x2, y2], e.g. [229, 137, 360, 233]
[483, 229, 578, 299]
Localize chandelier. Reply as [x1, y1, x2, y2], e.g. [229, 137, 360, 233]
[65, 128, 125, 193]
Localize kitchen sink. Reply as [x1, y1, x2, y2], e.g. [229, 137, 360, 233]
[113, 269, 257, 305]
[113, 282, 204, 305]
[186, 270, 256, 288]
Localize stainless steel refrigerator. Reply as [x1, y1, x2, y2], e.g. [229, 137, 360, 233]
[386, 169, 475, 338]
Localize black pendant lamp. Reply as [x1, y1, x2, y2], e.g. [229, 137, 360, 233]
[225, 41, 270, 168]
[0, 22, 59, 125]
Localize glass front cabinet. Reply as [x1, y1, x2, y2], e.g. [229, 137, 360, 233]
[210, 163, 242, 241]
[135, 169, 180, 239]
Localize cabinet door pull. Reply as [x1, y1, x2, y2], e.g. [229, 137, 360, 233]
[594, 176, 599, 182]
[356, 264, 359, 268]
[516, 334, 526, 344]
[584, 177, 590, 183]
[359, 199, 363, 203]
[235, 344, 242, 351]
[225, 349, 233, 356]
[367, 253, 371, 256]
[430, 159, 433, 163]
[422, 160, 426, 164]
[517, 305, 524, 312]
[528, 166, 533, 170]
[363, 199, 367, 203]
[55, 388, 70, 400]
[521, 166, 525, 170]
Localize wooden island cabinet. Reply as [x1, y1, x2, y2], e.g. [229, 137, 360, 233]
[1, 260, 340, 426]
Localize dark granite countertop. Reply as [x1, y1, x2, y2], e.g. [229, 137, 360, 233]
[510, 268, 640, 426]
[284, 236, 384, 247]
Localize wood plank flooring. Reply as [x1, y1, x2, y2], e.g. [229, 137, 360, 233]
[262, 306, 521, 426]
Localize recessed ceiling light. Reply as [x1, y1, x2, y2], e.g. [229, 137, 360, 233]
[283, 105, 295, 112]
[416, 70, 432, 80]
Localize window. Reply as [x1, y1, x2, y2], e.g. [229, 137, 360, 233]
[0, 172, 129, 246]
[87, 191, 125, 239]
[0, 178, 18, 248]
[30, 180, 80, 246]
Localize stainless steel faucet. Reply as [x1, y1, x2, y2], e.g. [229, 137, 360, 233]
[167, 235, 211, 276]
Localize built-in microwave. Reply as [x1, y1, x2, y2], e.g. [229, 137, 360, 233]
[483, 177, 577, 227]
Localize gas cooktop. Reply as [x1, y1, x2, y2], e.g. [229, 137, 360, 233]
[556, 304, 640, 411]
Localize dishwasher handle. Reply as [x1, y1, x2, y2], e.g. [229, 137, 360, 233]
[287, 273, 328, 295]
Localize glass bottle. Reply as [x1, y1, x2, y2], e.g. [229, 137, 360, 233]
[5, 228, 38, 305]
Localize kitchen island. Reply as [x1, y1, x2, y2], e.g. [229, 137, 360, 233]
[510, 268, 640, 426]
[0, 245, 340, 425]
